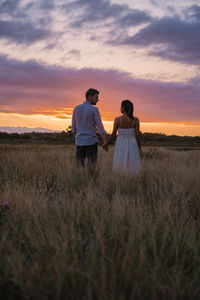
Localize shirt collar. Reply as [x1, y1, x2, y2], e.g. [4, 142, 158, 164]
[83, 101, 92, 105]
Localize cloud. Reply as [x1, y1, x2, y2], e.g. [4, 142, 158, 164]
[184, 5, 200, 22]
[38, 0, 55, 10]
[0, 55, 200, 122]
[0, 0, 151, 51]
[0, 0, 55, 44]
[0, 0, 20, 15]
[0, 20, 51, 44]
[63, 0, 151, 29]
[68, 49, 81, 58]
[112, 9, 200, 66]
[116, 10, 152, 27]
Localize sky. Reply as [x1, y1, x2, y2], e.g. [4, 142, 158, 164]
[0, 0, 200, 136]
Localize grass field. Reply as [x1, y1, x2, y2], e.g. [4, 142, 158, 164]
[0, 145, 200, 300]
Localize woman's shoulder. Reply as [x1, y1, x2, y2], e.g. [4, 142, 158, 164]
[134, 116, 139, 122]
[114, 116, 122, 123]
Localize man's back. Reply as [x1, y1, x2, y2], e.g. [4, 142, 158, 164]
[72, 101, 105, 146]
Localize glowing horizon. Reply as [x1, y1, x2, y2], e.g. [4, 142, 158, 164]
[0, 112, 199, 137]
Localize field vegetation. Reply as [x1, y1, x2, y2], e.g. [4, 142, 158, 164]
[0, 144, 200, 299]
[0, 131, 199, 148]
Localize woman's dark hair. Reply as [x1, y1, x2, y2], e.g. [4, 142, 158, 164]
[85, 88, 99, 99]
[121, 100, 134, 120]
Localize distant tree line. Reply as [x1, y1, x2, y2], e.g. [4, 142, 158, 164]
[0, 131, 70, 144]
[0, 130, 199, 147]
[140, 133, 200, 147]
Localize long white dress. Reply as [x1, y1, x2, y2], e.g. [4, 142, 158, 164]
[113, 128, 140, 175]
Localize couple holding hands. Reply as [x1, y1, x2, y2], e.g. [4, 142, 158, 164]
[72, 88, 141, 175]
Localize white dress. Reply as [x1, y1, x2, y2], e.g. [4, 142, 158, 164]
[113, 128, 140, 175]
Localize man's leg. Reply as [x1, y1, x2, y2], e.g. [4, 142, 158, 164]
[86, 143, 98, 167]
[76, 146, 86, 167]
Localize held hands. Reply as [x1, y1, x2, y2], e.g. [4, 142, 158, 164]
[103, 142, 109, 152]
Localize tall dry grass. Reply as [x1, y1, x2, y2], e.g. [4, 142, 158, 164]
[0, 144, 200, 300]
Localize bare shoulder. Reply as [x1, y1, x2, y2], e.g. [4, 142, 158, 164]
[114, 116, 121, 124]
[134, 116, 140, 123]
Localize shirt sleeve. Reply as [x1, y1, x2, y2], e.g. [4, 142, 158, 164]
[72, 109, 76, 133]
[93, 108, 105, 134]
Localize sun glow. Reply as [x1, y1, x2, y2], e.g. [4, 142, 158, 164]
[0, 112, 199, 136]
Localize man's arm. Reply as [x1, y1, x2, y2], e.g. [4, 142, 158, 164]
[93, 108, 107, 145]
[103, 118, 119, 149]
[101, 132, 107, 144]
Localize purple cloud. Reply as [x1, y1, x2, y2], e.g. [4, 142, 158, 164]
[0, 20, 51, 44]
[184, 5, 200, 22]
[112, 12, 200, 66]
[0, 0, 20, 15]
[63, 0, 151, 29]
[0, 55, 199, 122]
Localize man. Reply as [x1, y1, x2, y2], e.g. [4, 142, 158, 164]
[72, 88, 107, 167]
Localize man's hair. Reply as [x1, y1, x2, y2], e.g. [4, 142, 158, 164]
[85, 88, 99, 99]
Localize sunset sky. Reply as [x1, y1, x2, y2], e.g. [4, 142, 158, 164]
[0, 0, 200, 136]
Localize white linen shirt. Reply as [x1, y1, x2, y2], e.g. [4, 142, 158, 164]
[72, 101, 105, 146]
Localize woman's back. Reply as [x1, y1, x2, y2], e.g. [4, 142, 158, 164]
[103, 99, 141, 174]
[113, 115, 140, 174]
[117, 115, 136, 129]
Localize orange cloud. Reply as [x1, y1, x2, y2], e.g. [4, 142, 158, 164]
[32, 108, 74, 119]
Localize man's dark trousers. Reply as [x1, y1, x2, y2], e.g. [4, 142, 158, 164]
[76, 143, 98, 167]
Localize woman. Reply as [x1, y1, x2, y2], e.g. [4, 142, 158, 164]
[103, 100, 141, 174]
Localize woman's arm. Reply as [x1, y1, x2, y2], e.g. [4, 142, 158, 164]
[103, 118, 119, 149]
[135, 117, 141, 156]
